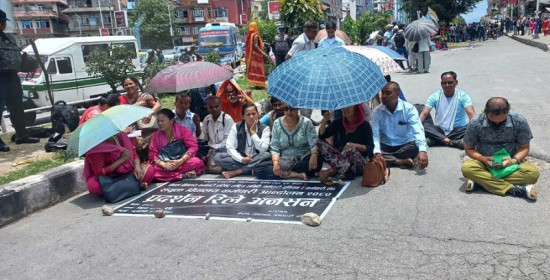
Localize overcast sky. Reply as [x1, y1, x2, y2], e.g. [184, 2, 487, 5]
[462, 1, 489, 23]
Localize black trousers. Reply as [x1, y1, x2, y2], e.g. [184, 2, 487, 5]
[255, 154, 323, 180]
[0, 71, 26, 137]
[423, 120, 466, 145]
[381, 142, 419, 165]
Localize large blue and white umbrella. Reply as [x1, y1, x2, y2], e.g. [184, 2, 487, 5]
[268, 47, 386, 110]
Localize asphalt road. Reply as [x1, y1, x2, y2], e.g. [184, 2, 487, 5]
[2, 37, 550, 279]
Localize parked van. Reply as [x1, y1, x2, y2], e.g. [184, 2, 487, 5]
[20, 36, 142, 116]
[197, 23, 244, 68]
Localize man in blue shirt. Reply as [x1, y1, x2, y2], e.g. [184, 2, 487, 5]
[419, 71, 476, 149]
[174, 93, 201, 139]
[372, 82, 429, 169]
[317, 21, 345, 49]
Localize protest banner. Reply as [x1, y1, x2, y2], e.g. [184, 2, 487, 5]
[114, 179, 349, 224]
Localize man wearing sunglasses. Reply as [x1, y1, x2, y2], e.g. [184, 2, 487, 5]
[419, 71, 476, 149]
[461, 97, 539, 201]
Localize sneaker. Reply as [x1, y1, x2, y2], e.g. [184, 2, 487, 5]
[450, 139, 464, 149]
[465, 178, 476, 192]
[507, 184, 537, 201]
[525, 184, 537, 201]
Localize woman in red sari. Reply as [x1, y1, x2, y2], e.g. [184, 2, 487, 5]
[83, 133, 153, 195]
[149, 109, 205, 181]
[245, 22, 269, 89]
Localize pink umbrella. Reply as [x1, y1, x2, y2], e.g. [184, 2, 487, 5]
[144, 61, 234, 94]
[314, 29, 353, 45]
[341, 46, 404, 76]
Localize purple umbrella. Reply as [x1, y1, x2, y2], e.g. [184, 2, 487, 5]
[144, 61, 234, 94]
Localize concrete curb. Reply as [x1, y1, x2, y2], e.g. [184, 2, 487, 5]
[508, 34, 550, 52]
[0, 160, 86, 227]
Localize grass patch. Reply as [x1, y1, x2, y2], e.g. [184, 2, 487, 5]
[0, 152, 75, 185]
[236, 76, 268, 102]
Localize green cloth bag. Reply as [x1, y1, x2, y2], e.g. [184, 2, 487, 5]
[487, 148, 521, 178]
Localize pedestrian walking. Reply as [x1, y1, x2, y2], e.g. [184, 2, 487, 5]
[0, 9, 39, 152]
[272, 26, 290, 66]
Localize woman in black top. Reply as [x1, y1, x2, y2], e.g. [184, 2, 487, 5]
[317, 104, 374, 180]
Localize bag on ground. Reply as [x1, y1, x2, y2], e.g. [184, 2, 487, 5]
[362, 155, 390, 187]
[99, 173, 141, 203]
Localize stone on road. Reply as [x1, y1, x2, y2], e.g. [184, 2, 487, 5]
[1, 37, 550, 279]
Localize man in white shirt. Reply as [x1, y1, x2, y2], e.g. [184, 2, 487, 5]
[214, 103, 272, 178]
[198, 96, 235, 170]
[285, 20, 319, 119]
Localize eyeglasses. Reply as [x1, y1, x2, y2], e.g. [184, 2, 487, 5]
[441, 81, 455, 85]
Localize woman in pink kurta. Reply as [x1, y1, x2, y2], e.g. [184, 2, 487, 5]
[83, 133, 154, 195]
[149, 108, 205, 181]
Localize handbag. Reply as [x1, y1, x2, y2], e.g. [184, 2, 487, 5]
[98, 173, 141, 203]
[158, 139, 187, 162]
[20, 52, 38, 73]
[136, 114, 158, 129]
[361, 155, 390, 187]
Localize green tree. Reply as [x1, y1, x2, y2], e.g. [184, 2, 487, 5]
[341, 15, 359, 44]
[203, 51, 221, 65]
[241, 18, 279, 43]
[129, 0, 178, 48]
[85, 45, 136, 93]
[451, 16, 466, 26]
[356, 12, 392, 44]
[401, 0, 482, 23]
[279, 0, 324, 34]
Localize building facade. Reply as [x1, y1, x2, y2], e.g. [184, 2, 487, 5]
[11, 0, 70, 45]
[171, 0, 248, 46]
[63, 0, 122, 37]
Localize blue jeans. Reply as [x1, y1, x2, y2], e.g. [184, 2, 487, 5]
[395, 47, 408, 69]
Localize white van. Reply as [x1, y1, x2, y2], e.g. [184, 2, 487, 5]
[21, 36, 142, 115]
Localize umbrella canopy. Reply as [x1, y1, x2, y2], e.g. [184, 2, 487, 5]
[341, 46, 403, 76]
[314, 29, 353, 45]
[403, 18, 437, 41]
[368, 45, 407, 61]
[267, 47, 386, 110]
[67, 105, 153, 158]
[144, 61, 234, 94]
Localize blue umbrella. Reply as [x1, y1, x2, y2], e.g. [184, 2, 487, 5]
[268, 47, 386, 110]
[369, 46, 407, 61]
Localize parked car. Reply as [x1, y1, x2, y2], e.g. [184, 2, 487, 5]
[162, 49, 178, 63]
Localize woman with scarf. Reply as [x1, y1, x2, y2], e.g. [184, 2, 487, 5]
[317, 104, 374, 180]
[216, 79, 254, 122]
[119, 76, 162, 161]
[149, 109, 205, 181]
[83, 133, 154, 196]
[245, 22, 269, 89]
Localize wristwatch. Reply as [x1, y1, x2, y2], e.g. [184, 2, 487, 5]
[513, 156, 522, 164]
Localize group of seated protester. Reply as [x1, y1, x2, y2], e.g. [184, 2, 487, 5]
[82, 72, 541, 202]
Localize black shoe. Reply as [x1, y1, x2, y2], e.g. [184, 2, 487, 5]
[0, 139, 10, 152]
[507, 184, 537, 201]
[15, 137, 40, 144]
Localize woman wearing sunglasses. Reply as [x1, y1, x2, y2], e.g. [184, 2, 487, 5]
[268, 105, 322, 180]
